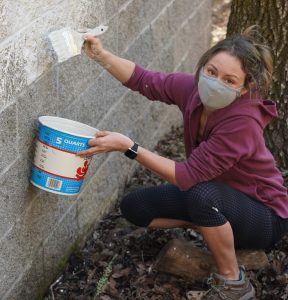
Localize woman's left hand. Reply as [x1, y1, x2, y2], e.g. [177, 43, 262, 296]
[76, 130, 134, 158]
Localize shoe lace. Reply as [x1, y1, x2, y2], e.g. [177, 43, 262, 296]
[203, 277, 229, 300]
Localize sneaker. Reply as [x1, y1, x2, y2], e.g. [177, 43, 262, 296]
[201, 266, 255, 300]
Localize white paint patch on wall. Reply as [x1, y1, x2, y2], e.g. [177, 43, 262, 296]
[0, 0, 109, 110]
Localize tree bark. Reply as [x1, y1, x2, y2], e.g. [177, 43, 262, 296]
[227, 0, 288, 184]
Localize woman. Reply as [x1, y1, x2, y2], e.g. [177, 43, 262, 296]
[77, 27, 288, 299]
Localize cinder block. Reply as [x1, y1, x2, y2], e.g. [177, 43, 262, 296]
[167, 0, 199, 34]
[118, 0, 130, 9]
[81, 153, 109, 188]
[152, 106, 183, 143]
[124, 25, 154, 68]
[97, 91, 150, 134]
[2, 246, 45, 300]
[118, 0, 143, 53]
[56, 56, 103, 109]
[0, 151, 43, 216]
[188, 0, 212, 44]
[17, 69, 58, 152]
[43, 203, 78, 284]
[80, 0, 106, 29]
[0, 103, 18, 171]
[0, 0, 64, 41]
[119, 0, 172, 59]
[77, 158, 122, 237]
[61, 71, 106, 127]
[141, 0, 171, 26]
[0, 230, 27, 297]
[62, 70, 127, 130]
[153, 41, 175, 72]
[0, 190, 76, 295]
[0, 42, 27, 108]
[151, 9, 170, 56]
[0, 210, 16, 237]
[104, 72, 127, 110]
[105, 0, 118, 20]
[127, 101, 181, 149]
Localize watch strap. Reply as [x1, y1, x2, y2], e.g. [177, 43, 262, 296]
[124, 142, 138, 159]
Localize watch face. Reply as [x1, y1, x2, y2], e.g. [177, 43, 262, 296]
[125, 148, 137, 159]
[124, 143, 138, 159]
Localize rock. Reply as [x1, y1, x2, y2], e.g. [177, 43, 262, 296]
[154, 239, 269, 281]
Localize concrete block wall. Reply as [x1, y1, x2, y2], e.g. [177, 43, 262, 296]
[0, 0, 212, 299]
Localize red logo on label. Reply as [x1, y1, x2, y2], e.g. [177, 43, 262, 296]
[76, 160, 89, 180]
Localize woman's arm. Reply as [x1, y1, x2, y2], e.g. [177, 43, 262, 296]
[83, 35, 195, 108]
[83, 35, 135, 83]
[76, 130, 177, 185]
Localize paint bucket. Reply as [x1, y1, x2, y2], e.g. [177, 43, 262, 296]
[30, 116, 98, 195]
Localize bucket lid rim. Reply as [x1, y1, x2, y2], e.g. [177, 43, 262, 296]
[38, 116, 98, 139]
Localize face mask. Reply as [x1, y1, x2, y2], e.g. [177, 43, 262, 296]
[198, 71, 243, 110]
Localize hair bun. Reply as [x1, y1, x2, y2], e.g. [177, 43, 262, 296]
[242, 25, 265, 44]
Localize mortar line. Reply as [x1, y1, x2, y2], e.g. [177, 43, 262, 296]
[173, 21, 212, 72]
[0, 155, 19, 178]
[121, 0, 175, 55]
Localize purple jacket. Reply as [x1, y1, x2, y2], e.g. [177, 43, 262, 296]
[123, 64, 288, 218]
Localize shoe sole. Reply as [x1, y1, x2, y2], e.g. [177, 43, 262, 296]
[239, 289, 256, 300]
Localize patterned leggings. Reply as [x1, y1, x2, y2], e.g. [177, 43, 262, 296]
[120, 181, 288, 249]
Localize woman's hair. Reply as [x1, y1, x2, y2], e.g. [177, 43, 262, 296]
[195, 26, 273, 96]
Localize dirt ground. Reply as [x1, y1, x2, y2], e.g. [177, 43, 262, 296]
[43, 127, 288, 300]
[43, 1, 288, 299]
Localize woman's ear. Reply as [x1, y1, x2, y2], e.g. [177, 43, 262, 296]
[241, 81, 256, 95]
[240, 87, 249, 95]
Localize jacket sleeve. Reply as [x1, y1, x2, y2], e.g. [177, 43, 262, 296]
[122, 64, 196, 111]
[175, 117, 261, 190]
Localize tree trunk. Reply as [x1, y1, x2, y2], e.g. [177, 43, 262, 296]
[227, 0, 288, 184]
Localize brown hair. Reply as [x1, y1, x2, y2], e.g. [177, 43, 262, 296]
[195, 26, 273, 96]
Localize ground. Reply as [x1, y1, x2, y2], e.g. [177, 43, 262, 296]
[44, 126, 288, 300]
[43, 1, 288, 299]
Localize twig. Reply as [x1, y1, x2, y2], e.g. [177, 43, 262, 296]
[49, 275, 63, 300]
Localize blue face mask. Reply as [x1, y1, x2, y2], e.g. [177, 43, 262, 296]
[198, 71, 243, 110]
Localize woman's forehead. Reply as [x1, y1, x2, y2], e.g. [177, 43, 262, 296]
[206, 52, 245, 78]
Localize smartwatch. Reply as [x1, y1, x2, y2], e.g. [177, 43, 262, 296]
[124, 142, 138, 159]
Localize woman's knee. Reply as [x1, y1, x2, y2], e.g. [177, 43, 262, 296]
[186, 181, 226, 225]
[119, 190, 153, 227]
[186, 181, 219, 209]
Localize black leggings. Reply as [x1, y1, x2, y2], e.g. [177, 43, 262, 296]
[120, 181, 288, 249]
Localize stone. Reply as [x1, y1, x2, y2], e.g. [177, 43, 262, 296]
[0, 103, 18, 171]
[155, 239, 269, 281]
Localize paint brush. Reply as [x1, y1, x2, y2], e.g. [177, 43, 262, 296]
[48, 25, 108, 63]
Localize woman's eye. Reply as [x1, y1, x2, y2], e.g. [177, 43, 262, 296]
[224, 79, 234, 85]
[207, 69, 215, 76]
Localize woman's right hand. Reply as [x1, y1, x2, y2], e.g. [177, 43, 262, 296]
[82, 34, 135, 82]
[82, 35, 106, 61]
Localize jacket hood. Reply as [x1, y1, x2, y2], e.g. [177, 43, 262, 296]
[204, 92, 279, 129]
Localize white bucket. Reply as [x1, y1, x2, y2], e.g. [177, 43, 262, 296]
[30, 116, 98, 195]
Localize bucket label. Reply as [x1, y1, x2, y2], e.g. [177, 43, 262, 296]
[37, 125, 90, 153]
[33, 138, 89, 179]
[30, 122, 94, 195]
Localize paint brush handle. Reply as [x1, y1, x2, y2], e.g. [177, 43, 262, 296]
[86, 25, 108, 37]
